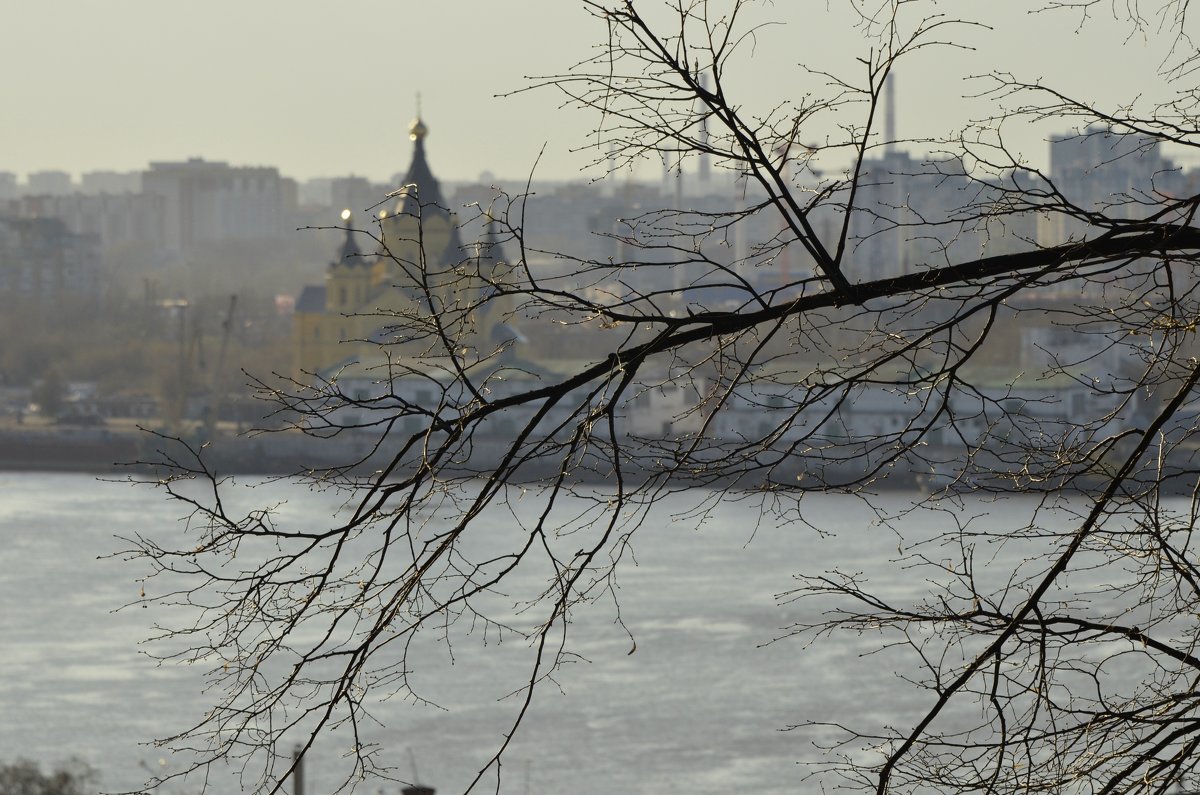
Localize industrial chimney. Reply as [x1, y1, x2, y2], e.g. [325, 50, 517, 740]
[291, 745, 305, 795]
[885, 71, 897, 151]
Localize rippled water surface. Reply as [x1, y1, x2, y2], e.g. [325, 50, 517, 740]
[0, 472, 1083, 795]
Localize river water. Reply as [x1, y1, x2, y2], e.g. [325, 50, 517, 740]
[0, 472, 1112, 795]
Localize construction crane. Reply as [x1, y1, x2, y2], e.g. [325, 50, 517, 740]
[202, 294, 237, 442]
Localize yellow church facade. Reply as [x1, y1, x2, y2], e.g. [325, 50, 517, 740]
[293, 117, 509, 378]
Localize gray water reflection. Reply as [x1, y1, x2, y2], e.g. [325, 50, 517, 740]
[0, 473, 1091, 795]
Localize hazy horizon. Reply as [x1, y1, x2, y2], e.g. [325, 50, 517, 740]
[6, 2, 1193, 185]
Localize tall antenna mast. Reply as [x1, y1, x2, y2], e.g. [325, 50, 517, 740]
[884, 72, 896, 151]
[696, 59, 711, 187]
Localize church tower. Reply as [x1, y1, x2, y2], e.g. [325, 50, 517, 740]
[326, 210, 370, 316]
[294, 112, 504, 377]
[376, 116, 463, 316]
[293, 211, 371, 375]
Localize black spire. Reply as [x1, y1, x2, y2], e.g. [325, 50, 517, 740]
[335, 211, 365, 266]
[395, 117, 447, 218]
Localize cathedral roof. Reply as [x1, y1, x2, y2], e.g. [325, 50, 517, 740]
[335, 211, 366, 266]
[393, 117, 448, 219]
[295, 284, 326, 313]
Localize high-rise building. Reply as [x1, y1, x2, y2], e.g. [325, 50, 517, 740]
[80, 170, 142, 195]
[1049, 126, 1181, 229]
[9, 192, 166, 253]
[142, 158, 289, 253]
[845, 149, 983, 280]
[0, 173, 17, 201]
[26, 170, 74, 197]
[0, 216, 98, 302]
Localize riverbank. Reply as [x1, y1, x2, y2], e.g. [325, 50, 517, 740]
[0, 417, 1178, 495]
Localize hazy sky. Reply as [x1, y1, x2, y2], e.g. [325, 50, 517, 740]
[5, 1, 1190, 186]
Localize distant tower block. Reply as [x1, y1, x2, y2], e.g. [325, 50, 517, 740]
[607, 141, 619, 198]
[291, 745, 305, 795]
[696, 59, 712, 187]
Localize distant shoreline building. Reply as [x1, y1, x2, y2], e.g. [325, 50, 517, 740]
[293, 116, 511, 377]
[142, 158, 295, 253]
[0, 216, 99, 303]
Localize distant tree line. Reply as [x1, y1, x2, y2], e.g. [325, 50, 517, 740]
[0, 759, 95, 795]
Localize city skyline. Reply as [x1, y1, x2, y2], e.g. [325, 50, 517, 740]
[5, 2, 1188, 186]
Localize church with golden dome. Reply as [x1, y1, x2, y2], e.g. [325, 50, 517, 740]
[293, 116, 511, 377]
